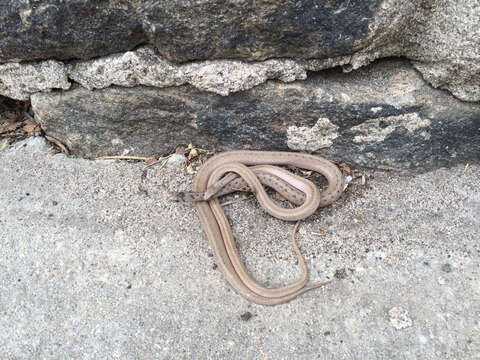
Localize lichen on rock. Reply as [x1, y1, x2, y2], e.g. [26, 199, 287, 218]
[287, 118, 339, 152]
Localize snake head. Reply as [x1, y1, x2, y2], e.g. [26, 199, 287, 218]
[167, 191, 187, 202]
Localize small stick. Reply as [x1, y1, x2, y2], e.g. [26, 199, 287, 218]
[144, 154, 174, 170]
[94, 155, 154, 161]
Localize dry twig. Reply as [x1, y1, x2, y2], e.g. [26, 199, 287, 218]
[94, 155, 156, 161]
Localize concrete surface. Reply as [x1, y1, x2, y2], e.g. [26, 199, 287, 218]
[0, 137, 479, 359]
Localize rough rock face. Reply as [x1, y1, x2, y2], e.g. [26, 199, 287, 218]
[0, 60, 70, 100]
[67, 46, 313, 96]
[1, 46, 318, 100]
[0, 1, 145, 62]
[0, 0, 479, 102]
[31, 59, 480, 171]
[2, 0, 480, 171]
[0, 0, 380, 63]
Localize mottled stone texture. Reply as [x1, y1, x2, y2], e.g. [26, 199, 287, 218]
[1, 46, 315, 100]
[31, 60, 480, 171]
[143, 0, 380, 62]
[1, 0, 479, 102]
[0, 60, 70, 100]
[0, 0, 379, 63]
[0, 1, 145, 62]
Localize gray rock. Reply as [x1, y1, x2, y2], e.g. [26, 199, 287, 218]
[166, 154, 186, 167]
[67, 46, 309, 96]
[0, 1, 145, 63]
[9, 136, 52, 155]
[0, 46, 313, 100]
[407, 0, 480, 102]
[0, 46, 345, 101]
[31, 59, 480, 171]
[0, 0, 379, 63]
[32, 84, 214, 158]
[0, 60, 70, 100]
[388, 307, 413, 330]
[0, 0, 479, 102]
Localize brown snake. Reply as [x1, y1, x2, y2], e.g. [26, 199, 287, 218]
[177, 150, 343, 305]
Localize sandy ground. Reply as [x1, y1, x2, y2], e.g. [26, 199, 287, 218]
[0, 137, 478, 359]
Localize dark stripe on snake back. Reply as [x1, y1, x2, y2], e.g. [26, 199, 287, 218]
[178, 170, 306, 205]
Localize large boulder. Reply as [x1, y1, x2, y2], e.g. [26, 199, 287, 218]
[31, 59, 480, 171]
[0, 0, 385, 63]
[0, 0, 479, 101]
[2, 0, 479, 171]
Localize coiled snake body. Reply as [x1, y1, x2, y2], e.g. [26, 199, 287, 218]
[177, 150, 343, 305]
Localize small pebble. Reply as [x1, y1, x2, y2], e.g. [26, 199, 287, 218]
[441, 263, 452, 273]
[167, 154, 186, 167]
[389, 307, 413, 330]
[334, 268, 347, 279]
[240, 312, 253, 321]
